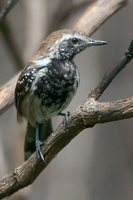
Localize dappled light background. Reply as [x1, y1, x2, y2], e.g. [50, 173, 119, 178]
[0, 0, 133, 200]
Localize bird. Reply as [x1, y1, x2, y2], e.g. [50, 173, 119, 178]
[15, 29, 107, 161]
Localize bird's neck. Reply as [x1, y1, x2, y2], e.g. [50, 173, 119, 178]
[34, 53, 75, 69]
[48, 46, 75, 61]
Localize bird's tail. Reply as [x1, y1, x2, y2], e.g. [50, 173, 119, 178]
[24, 119, 53, 160]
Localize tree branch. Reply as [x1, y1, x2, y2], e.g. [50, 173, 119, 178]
[0, 73, 19, 115]
[0, 0, 19, 23]
[0, 96, 133, 199]
[0, 0, 129, 198]
[89, 40, 133, 100]
[74, 0, 128, 35]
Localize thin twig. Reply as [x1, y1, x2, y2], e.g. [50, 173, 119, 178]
[89, 40, 133, 99]
[0, 0, 19, 23]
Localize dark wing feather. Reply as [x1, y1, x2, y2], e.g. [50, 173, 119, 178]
[15, 65, 38, 121]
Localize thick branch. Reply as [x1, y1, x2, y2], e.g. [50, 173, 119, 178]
[0, 96, 133, 199]
[0, 73, 19, 115]
[74, 0, 127, 35]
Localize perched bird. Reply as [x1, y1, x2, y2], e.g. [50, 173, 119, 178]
[15, 29, 107, 161]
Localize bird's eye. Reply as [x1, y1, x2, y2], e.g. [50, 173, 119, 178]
[72, 38, 78, 44]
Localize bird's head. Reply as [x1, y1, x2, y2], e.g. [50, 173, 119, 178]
[57, 30, 107, 60]
[34, 29, 107, 61]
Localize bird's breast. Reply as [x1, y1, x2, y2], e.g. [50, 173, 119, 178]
[32, 59, 79, 118]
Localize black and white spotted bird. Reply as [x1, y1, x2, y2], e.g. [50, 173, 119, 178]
[15, 29, 107, 161]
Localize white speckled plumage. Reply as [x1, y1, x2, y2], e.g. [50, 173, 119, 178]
[15, 29, 107, 160]
[15, 29, 107, 126]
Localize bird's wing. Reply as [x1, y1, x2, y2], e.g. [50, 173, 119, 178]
[15, 65, 39, 121]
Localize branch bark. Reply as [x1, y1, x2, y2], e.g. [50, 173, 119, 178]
[0, 0, 129, 199]
[0, 96, 133, 199]
[0, 73, 19, 115]
[74, 0, 128, 34]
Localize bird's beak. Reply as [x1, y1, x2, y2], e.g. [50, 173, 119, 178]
[88, 38, 107, 46]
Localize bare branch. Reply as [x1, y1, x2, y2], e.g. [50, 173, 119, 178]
[0, 96, 133, 199]
[0, 0, 19, 23]
[74, 0, 128, 35]
[89, 40, 133, 99]
[0, 73, 19, 115]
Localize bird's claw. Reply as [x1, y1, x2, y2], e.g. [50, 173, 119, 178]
[35, 140, 46, 162]
[64, 111, 70, 124]
[59, 111, 70, 128]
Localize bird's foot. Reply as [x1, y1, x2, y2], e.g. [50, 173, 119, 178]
[35, 123, 46, 163]
[35, 139, 45, 162]
[58, 111, 70, 128]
